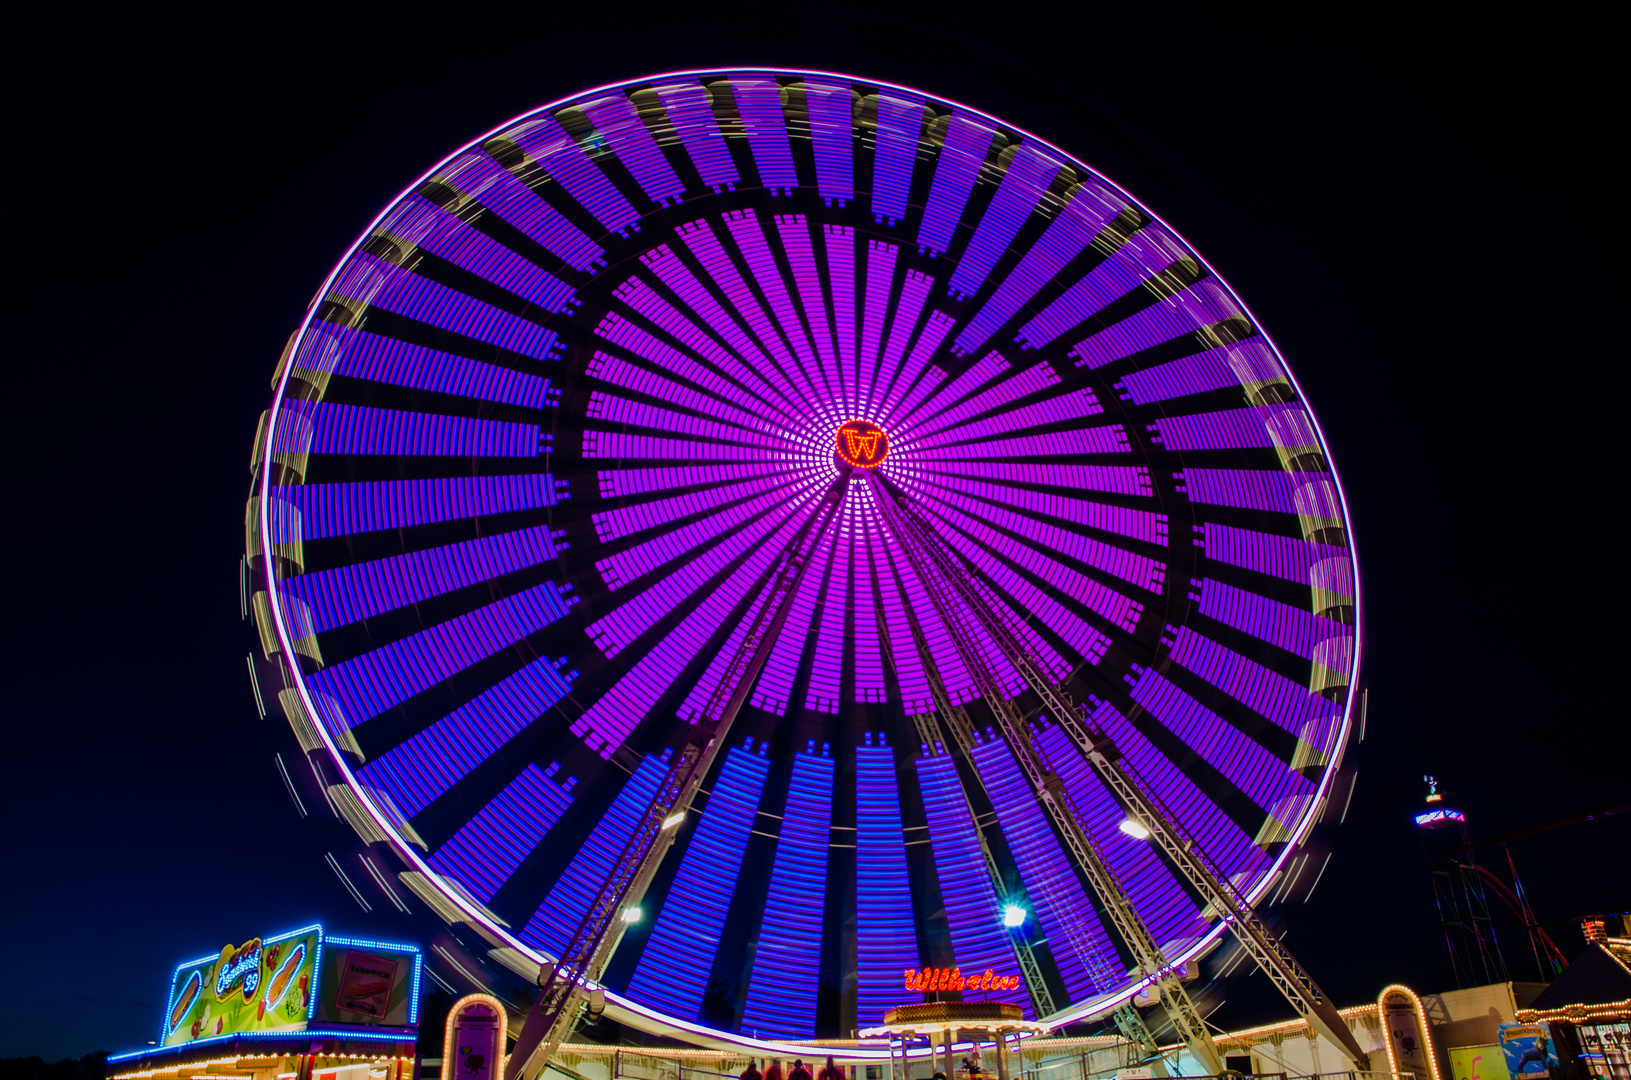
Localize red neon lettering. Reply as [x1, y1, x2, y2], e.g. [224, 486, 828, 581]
[903, 967, 1021, 992]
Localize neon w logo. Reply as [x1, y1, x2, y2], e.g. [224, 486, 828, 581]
[836, 420, 889, 469]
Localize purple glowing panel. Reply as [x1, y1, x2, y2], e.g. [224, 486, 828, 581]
[580, 91, 686, 207]
[305, 580, 572, 726]
[1182, 469, 1342, 520]
[917, 115, 995, 257]
[654, 79, 738, 190]
[674, 219, 803, 378]
[1128, 666, 1314, 824]
[730, 76, 799, 190]
[1034, 724, 1208, 955]
[1196, 579, 1353, 673]
[870, 91, 924, 224]
[329, 253, 562, 361]
[1169, 628, 1341, 755]
[872, 269, 932, 416]
[850, 504, 889, 704]
[438, 149, 604, 271]
[804, 519, 848, 713]
[427, 762, 575, 902]
[358, 654, 577, 817]
[804, 80, 855, 202]
[522, 751, 672, 958]
[1201, 524, 1352, 595]
[285, 523, 562, 634]
[740, 751, 834, 1039]
[273, 474, 555, 540]
[273, 401, 538, 459]
[970, 734, 1119, 1002]
[915, 752, 1029, 1015]
[1117, 341, 1285, 406]
[954, 185, 1127, 354]
[608, 274, 799, 422]
[1017, 229, 1194, 352]
[377, 194, 577, 313]
[579, 498, 817, 756]
[948, 145, 1061, 300]
[755, 504, 837, 715]
[296, 323, 554, 409]
[1157, 402, 1319, 454]
[919, 468, 1165, 545]
[627, 742, 770, 1020]
[857, 241, 899, 410]
[1088, 700, 1267, 894]
[914, 476, 1164, 592]
[776, 215, 836, 364]
[678, 495, 828, 717]
[509, 112, 639, 234]
[855, 740, 919, 1027]
[724, 210, 821, 375]
[257, 69, 1360, 1042]
[1068, 278, 1243, 370]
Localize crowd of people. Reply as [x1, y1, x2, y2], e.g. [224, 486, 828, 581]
[737, 1057, 845, 1080]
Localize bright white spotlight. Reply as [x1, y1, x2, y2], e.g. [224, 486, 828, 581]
[1118, 818, 1151, 840]
[1002, 904, 1027, 928]
[621, 906, 643, 923]
[661, 811, 686, 830]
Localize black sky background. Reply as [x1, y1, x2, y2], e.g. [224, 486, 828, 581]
[4, 4, 1624, 1063]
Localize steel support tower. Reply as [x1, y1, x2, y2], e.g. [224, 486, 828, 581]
[870, 473, 1369, 1070]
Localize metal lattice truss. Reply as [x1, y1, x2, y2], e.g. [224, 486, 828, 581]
[868, 472, 1367, 1070]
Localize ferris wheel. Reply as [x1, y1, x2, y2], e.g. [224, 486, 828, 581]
[248, 68, 1365, 1071]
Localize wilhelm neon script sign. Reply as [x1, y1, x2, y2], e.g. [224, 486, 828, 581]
[904, 967, 1022, 992]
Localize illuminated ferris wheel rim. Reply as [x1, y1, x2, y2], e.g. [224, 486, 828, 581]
[256, 66, 1365, 1048]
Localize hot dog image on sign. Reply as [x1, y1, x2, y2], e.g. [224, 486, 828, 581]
[334, 950, 399, 1018]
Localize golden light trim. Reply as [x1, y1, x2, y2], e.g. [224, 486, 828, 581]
[108, 1054, 414, 1080]
[443, 992, 509, 1080]
[1378, 984, 1441, 1080]
[1516, 996, 1631, 1024]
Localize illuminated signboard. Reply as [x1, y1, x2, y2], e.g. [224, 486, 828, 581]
[163, 925, 322, 1045]
[314, 935, 423, 1028]
[160, 925, 421, 1046]
[835, 420, 889, 469]
[903, 967, 1022, 992]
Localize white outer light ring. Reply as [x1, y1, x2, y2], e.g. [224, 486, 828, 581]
[258, 66, 1364, 1046]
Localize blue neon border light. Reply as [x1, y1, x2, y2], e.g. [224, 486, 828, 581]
[325, 934, 424, 1025]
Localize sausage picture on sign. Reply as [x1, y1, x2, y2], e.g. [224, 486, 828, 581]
[334, 950, 399, 1018]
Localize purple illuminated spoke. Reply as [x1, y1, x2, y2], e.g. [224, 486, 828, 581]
[739, 750, 833, 1037]
[625, 742, 770, 1019]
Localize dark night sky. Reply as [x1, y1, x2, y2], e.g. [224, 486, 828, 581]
[5, 4, 1623, 1064]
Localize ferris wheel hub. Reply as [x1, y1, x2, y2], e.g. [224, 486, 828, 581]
[835, 419, 890, 469]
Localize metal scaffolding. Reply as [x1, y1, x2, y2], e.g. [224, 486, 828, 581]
[868, 473, 1367, 1070]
